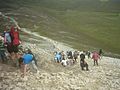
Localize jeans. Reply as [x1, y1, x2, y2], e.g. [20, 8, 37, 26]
[0, 50, 6, 63]
[94, 60, 98, 66]
[80, 60, 89, 71]
[29, 60, 39, 73]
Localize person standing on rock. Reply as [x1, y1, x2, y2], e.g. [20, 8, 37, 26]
[18, 52, 39, 78]
[92, 51, 100, 66]
[80, 53, 89, 71]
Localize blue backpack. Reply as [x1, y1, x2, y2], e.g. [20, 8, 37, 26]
[4, 32, 12, 44]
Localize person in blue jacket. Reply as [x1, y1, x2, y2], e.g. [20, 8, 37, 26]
[54, 52, 62, 63]
[18, 53, 39, 78]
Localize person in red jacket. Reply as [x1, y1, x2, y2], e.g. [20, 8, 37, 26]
[92, 51, 100, 66]
[10, 26, 21, 64]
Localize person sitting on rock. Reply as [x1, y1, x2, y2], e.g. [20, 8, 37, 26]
[80, 53, 89, 71]
[18, 52, 39, 78]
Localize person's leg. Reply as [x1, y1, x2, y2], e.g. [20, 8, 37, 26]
[7, 45, 15, 60]
[74, 57, 77, 62]
[13, 45, 19, 59]
[11, 52, 16, 60]
[94, 60, 95, 66]
[1, 52, 5, 63]
[3, 51, 8, 63]
[23, 64, 27, 77]
[33, 56, 37, 66]
[0, 51, 3, 62]
[31, 60, 39, 74]
[80, 62, 84, 70]
[0, 51, 7, 63]
[0, 53, 2, 63]
[21, 64, 27, 78]
[85, 63, 89, 71]
[96, 60, 98, 66]
[12, 45, 20, 67]
[18, 58, 23, 68]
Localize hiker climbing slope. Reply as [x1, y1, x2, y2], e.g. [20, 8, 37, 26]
[80, 53, 89, 71]
[18, 52, 39, 78]
[92, 51, 100, 66]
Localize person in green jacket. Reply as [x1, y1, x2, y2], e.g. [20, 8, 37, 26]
[0, 35, 6, 63]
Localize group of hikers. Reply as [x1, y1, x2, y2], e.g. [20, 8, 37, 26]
[54, 49, 103, 71]
[0, 15, 103, 79]
[0, 25, 103, 76]
[0, 25, 103, 78]
[0, 25, 39, 78]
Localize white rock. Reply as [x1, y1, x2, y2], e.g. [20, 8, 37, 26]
[13, 87, 22, 90]
[0, 73, 4, 77]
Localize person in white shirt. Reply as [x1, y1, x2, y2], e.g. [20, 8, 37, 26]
[61, 59, 68, 67]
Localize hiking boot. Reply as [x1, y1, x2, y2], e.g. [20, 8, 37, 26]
[86, 69, 89, 71]
[36, 70, 40, 75]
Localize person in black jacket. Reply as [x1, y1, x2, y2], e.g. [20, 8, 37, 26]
[80, 53, 89, 71]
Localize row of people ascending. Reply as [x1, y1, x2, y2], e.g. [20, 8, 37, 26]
[54, 50, 102, 71]
[54, 51, 79, 63]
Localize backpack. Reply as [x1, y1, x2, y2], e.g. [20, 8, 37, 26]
[4, 32, 12, 45]
[10, 27, 20, 45]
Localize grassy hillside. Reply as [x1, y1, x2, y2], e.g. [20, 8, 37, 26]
[0, 0, 120, 55]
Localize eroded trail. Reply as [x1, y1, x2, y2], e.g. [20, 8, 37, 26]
[0, 12, 120, 90]
[1, 28, 120, 90]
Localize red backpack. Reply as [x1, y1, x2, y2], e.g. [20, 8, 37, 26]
[10, 26, 20, 46]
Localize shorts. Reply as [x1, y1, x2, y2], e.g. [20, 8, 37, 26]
[13, 45, 19, 53]
[7, 44, 14, 53]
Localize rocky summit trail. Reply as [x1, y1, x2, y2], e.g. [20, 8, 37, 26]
[0, 12, 120, 90]
[0, 28, 120, 90]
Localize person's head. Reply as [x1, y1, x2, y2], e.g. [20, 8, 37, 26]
[23, 47, 32, 54]
[14, 27, 18, 31]
[17, 52, 24, 59]
[27, 49, 32, 54]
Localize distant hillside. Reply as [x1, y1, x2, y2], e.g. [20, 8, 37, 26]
[0, 0, 120, 12]
[0, 0, 120, 55]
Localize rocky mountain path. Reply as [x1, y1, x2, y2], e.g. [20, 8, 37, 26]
[0, 53, 120, 90]
[0, 12, 120, 90]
